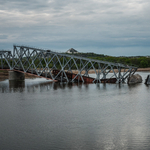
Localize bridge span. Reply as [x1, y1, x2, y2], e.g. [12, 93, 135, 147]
[0, 45, 137, 83]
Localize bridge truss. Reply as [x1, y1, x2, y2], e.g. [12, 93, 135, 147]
[0, 45, 137, 83]
[0, 50, 12, 69]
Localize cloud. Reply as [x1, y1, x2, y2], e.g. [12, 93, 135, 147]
[0, 34, 8, 39]
[0, 0, 150, 56]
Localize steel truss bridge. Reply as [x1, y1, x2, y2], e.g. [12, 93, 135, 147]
[0, 45, 137, 83]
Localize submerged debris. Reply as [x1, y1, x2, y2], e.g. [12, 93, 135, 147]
[145, 75, 150, 85]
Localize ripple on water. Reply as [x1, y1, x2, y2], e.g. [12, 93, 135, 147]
[0, 72, 150, 150]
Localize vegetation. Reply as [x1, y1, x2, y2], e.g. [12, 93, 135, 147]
[65, 52, 150, 68]
[1, 52, 150, 69]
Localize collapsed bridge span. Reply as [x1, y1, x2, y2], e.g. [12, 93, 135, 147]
[0, 45, 137, 83]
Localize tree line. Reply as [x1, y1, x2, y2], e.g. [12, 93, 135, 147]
[66, 52, 150, 68]
[1, 52, 150, 69]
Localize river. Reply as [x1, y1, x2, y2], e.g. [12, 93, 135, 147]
[0, 72, 150, 150]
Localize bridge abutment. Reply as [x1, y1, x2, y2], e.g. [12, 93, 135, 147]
[9, 71, 25, 81]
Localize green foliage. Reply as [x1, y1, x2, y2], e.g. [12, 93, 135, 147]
[96, 56, 150, 68]
[1, 52, 149, 69]
[63, 52, 150, 68]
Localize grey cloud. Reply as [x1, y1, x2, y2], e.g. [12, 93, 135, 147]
[0, 35, 8, 39]
[0, 0, 150, 56]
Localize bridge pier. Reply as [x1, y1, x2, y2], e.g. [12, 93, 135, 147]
[9, 71, 25, 81]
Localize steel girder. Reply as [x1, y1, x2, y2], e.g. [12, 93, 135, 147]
[0, 45, 137, 83]
[11, 45, 137, 83]
[0, 51, 12, 69]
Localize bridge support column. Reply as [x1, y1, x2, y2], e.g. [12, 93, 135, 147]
[9, 71, 25, 81]
[103, 72, 106, 79]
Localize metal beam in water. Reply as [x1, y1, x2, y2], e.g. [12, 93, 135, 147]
[0, 45, 137, 83]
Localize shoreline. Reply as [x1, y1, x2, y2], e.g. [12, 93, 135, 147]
[0, 68, 150, 81]
[71, 68, 150, 74]
[137, 68, 150, 72]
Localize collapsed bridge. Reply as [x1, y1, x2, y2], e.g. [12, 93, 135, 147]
[0, 45, 137, 83]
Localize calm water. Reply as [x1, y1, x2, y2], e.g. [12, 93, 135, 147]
[0, 72, 150, 150]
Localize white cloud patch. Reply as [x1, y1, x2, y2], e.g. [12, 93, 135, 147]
[0, 0, 150, 55]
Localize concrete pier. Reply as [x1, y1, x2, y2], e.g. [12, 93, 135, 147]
[9, 71, 25, 81]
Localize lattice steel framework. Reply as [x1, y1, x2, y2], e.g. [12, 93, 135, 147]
[11, 45, 137, 83]
[0, 51, 12, 69]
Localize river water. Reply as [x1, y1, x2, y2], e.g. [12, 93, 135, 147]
[0, 72, 150, 150]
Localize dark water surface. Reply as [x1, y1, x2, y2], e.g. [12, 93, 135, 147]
[0, 72, 150, 150]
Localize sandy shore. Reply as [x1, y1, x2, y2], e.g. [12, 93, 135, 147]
[71, 68, 150, 74]
[137, 68, 150, 72]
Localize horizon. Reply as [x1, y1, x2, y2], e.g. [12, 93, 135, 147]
[0, 0, 150, 56]
[1, 44, 150, 57]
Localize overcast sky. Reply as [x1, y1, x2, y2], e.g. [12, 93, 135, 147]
[0, 0, 150, 56]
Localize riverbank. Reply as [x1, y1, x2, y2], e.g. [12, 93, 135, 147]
[137, 68, 150, 72]
[71, 68, 150, 74]
[0, 68, 150, 81]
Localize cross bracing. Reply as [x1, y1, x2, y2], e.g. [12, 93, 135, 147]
[0, 45, 137, 83]
[0, 50, 12, 69]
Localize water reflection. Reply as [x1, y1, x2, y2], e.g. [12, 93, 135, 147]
[0, 78, 147, 93]
[27, 82, 91, 92]
[128, 83, 142, 88]
[25, 81, 123, 93]
[145, 84, 150, 88]
[0, 73, 150, 150]
[9, 80, 25, 88]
